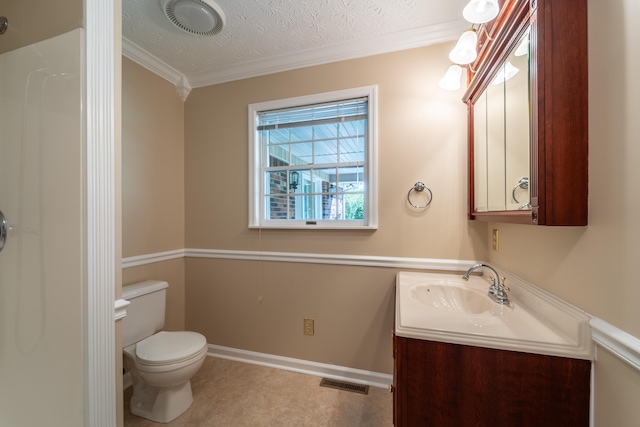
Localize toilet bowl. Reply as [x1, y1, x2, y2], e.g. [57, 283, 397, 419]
[122, 281, 208, 423]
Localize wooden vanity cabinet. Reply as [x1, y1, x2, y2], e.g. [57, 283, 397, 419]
[393, 335, 591, 427]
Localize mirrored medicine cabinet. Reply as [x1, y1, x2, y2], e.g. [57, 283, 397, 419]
[463, 0, 588, 225]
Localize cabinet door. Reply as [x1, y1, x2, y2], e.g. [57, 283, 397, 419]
[393, 336, 590, 427]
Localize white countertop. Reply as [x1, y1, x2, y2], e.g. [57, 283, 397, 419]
[395, 271, 594, 360]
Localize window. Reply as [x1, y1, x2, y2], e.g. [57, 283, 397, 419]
[249, 86, 378, 229]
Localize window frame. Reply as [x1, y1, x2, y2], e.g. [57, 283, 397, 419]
[248, 85, 378, 229]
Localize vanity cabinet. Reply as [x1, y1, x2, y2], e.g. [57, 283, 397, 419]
[393, 335, 591, 426]
[464, 0, 588, 225]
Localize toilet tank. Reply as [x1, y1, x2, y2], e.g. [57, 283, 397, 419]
[121, 280, 168, 348]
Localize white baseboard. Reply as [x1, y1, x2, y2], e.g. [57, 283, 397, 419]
[207, 344, 393, 389]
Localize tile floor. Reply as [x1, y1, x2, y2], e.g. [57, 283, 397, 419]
[123, 356, 393, 426]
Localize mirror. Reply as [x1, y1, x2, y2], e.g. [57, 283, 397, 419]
[473, 28, 530, 213]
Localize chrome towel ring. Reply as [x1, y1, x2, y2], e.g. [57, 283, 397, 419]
[512, 177, 529, 203]
[407, 182, 433, 209]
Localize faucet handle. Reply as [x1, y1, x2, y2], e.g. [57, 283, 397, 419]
[500, 277, 510, 292]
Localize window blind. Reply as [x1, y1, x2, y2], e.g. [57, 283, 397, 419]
[257, 97, 368, 131]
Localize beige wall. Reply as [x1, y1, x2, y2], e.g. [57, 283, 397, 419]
[121, 57, 186, 332]
[186, 259, 398, 372]
[183, 42, 487, 374]
[487, 0, 640, 425]
[122, 58, 185, 256]
[185, 42, 485, 257]
[0, 0, 82, 54]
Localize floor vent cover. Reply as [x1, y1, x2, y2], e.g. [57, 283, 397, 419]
[319, 378, 369, 395]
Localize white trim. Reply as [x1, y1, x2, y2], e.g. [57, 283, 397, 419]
[122, 37, 191, 101]
[114, 299, 130, 321]
[248, 86, 378, 230]
[207, 344, 392, 389]
[590, 317, 640, 371]
[122, 37, 184, 86]
[121, 248, 185, 269]
[122, 248, 476, 272]
[188, 19, 468, 87]
[85, 0, 116, 425]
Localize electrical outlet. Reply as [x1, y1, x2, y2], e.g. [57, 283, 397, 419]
[492, 229, 499, 251]
[304, 318, 314, 336]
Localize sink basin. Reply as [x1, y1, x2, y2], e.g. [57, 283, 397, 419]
[395, 271, 594, 360]
[410, 284, 492, 314]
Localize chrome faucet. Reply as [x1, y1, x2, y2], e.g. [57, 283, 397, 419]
[462, 263, 511, 305]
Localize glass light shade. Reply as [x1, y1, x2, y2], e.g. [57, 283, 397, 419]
[449, 30, 478, 65]
[439, 65, 463, 91]
[492, 61, 519, 85]
[463, 0, 500, 24]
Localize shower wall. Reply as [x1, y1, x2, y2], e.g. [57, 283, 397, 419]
[0, 29, 84, 426]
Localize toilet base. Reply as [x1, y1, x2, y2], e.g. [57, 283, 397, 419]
[130, 380, 194, 423]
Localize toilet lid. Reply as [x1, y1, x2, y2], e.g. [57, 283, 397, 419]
[136, 331, 206, 366]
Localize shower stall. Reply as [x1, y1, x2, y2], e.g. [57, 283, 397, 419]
[0, 1, 117, 426]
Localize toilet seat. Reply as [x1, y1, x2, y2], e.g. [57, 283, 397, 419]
[136, 331, 207, 366]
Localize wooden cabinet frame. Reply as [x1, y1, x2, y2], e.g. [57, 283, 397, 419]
[464, 0, 588, 225]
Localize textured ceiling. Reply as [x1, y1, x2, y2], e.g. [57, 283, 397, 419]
[122, 0, 468, 89]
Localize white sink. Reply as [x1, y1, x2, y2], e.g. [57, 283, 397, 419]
[410, 283, 493, 314]
[395, 271, 594, 360]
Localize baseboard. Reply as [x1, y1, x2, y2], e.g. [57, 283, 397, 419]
[207, 343, 393, 389]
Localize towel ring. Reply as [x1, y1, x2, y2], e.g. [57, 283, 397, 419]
[407, 182, 433, 209]
[512, 177, 529, 203]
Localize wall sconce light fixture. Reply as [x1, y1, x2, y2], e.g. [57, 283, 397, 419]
[289, 171, 299, 191]
[439, 0, 501, 91]
[463, 0, 499, 24]
[449, 28, 478, 65]
[439, 64, 463, 91]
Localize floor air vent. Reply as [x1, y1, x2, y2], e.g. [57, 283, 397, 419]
[319, 378, 369, 395]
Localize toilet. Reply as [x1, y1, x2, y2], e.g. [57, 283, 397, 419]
[122, 280, 208, 423]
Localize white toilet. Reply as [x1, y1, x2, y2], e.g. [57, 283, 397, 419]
[122, 280, 208, 423]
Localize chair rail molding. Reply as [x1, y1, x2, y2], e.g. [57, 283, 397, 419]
[590, 317, 640, 371]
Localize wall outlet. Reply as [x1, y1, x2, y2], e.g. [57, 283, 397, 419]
[304, 318, 314, 336]
[492, 229, 499, 251]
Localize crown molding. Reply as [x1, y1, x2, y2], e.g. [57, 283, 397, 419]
[122, 37, 192, 101]
[188, 18, 466, 87]
[122, 18, 466, 92]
